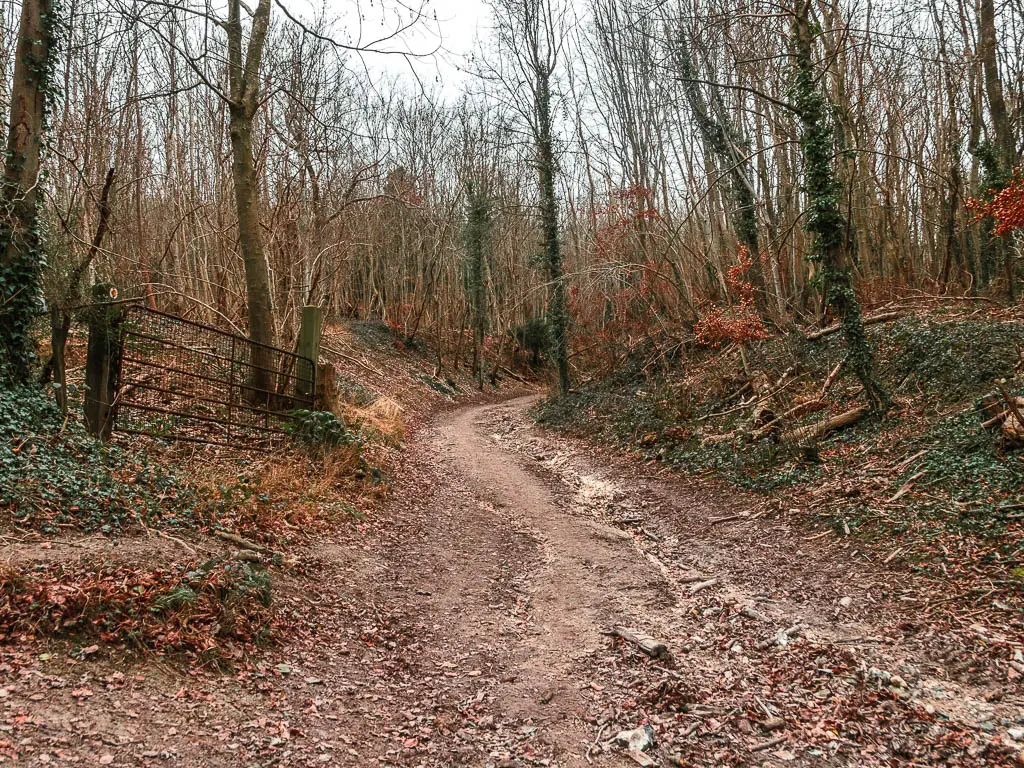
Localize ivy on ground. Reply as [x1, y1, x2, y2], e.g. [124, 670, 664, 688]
[0, 385, 198, 533]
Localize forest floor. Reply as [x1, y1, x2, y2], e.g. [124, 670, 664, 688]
[3, 393, 1022, 767]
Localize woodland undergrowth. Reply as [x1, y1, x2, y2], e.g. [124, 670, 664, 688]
[537, 306, 1024, 619]
[0, 380, 390, 662]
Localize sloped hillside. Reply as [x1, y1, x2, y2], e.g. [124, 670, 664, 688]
[537, 305, 1024, 627]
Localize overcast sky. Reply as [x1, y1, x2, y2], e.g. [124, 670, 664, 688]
[319, 0, 492, 96]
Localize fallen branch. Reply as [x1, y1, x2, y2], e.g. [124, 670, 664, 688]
[156, 529, 197, 554]
[887, 470, 926, 503]
[212, 530, 282, 560]
[805, 311, 902, 341]
[820, 360, 844, 396]
[883, 546, 905, 564]
[892, 449, 927, 473]
[499, 365, 530, 384]
[782, 406, 869, 444]
[707, 512, 749, 526]
[321, 342, 385, 377]
[680, 720, 702, 738]
[678, 573, 708, 584]
[740, 605, 772, 623]
[751, 734, 788, 752]
[606, 626, 674, 663]
[688, 577, 719, 595]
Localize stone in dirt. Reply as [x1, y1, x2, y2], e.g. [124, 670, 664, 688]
[613, 723, 656, 764]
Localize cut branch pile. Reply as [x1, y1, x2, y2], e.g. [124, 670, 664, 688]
[978, 393, 1024, 448]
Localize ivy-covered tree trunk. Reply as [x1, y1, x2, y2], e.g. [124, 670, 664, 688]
[463, 182, 492, 390]
[535, 71, 571, 397]
[976, 0, 1017, 301]
[0, 0, 56, 382]
[791, 0, 888, 413]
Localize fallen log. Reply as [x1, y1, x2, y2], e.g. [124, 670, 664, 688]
[781, 406, 869, 444]
[750, 399, 826, 441]
[977, 393, 1024, 447]
[499, 365, 530, 384]
[607, 626, 674, 663]
[688, 577, 719, 595]
[805, 311, 902, 341]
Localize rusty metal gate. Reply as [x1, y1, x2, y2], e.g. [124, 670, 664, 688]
[114, 305, 315, 449]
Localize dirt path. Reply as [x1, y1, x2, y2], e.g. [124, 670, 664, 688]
[3, 396, 1022, 766]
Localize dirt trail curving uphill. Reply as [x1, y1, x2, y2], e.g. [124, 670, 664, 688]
[358, 397, 1015, 768]
[4, 395, 1020, 766]
[347, 394, 1022, 766]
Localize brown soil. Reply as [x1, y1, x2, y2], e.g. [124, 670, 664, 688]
[2, 396, 1022, 766]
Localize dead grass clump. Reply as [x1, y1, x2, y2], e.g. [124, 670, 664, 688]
[347, 396, 405, 442]
[192, 445, 376, 541]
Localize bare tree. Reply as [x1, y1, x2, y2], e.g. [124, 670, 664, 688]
[0, 0, 56, 381]
[487, 0, 572, 395]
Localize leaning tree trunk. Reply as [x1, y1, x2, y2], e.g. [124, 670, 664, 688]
[792, 0, 888, 413]
[0, 0, 54, 382]
[675, 35, 770, 318]
[535, 71, 571, 397]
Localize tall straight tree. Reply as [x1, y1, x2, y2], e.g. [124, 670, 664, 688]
[488, 0, 571, 396]
[225, 0, 276, 394]
[0, 0, 56, 381]
[463, 181, 492, 389]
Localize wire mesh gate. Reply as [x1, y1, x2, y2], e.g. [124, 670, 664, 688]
[114, 305, 315, 449]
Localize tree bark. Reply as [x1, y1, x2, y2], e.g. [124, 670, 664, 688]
[226, 0, 276, 398]
[0, 0, 54, 382]
[791, 0, 888, 413]
[535, 69, 571, 396]
[976, 0, 1017, 300]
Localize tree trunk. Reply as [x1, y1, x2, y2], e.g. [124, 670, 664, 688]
[977, 0, 1014, 169]
[675, 35, 770, 318]
[536, 71, 570, 397]
[792, 0, 888, 413]
[976, 0, 1017, 300]
[226, 0, 275, 399]
[43, 166, 116, 413]
[0, 0, 54, 382]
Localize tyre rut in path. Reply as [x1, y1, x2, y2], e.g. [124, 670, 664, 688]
[385, 394, 662, 766]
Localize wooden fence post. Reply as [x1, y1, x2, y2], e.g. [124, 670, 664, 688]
[84, 284, 124, 440]
[296, 305, 322, 404]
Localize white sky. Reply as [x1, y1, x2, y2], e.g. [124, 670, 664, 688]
[318, 0, 493, 96]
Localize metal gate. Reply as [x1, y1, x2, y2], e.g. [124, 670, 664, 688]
[114, 306, 315, 449]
